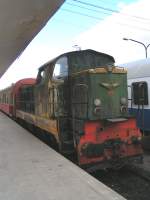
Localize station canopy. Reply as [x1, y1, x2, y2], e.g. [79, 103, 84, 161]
[0, 0, 64, 78]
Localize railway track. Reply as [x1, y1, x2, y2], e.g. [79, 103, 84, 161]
[92, 164, 150, 200]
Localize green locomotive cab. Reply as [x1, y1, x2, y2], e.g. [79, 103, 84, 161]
[37, 49, 128, 121]
[69, 50, 128, 121]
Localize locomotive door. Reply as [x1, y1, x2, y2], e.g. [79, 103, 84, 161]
[50, 56, 73, 153]
[50, 56, 69, 117]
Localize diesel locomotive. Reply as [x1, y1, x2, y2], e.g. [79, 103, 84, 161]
[0, 49, 143, 170]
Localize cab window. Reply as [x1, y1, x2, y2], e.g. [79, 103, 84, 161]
[53, 57, 68, 79]
[36, 69, 46, 84]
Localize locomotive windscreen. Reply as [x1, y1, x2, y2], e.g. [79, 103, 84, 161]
[69, 50, 115, 73]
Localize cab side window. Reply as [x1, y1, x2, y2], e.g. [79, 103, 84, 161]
[36, 69, 46, 84]
[132, 81, 148, 105]
[53, 57, 68, 80]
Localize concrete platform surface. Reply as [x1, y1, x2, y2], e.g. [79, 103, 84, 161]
[0, 111, 125, 200]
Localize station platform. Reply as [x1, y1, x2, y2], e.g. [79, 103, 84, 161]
[0, 111, 125, 200]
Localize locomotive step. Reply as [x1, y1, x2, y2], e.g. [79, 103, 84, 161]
[61, 140, 75, 155]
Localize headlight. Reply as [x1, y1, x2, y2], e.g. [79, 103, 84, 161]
[94, 98, 101, 106]
[120, 105, 127, 113]
[120, 97, 127, 105]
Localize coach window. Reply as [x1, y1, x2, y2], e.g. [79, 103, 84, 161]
[53, 56, 68, 80]
[132, 82, 148, 105]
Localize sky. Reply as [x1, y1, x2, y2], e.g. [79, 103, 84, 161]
[0, 0, 150, 89]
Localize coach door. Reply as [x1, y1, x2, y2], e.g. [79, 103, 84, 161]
[132, 82, 148, 106]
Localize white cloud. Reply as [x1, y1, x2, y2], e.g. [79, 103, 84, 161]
[73, 0, 150, 64]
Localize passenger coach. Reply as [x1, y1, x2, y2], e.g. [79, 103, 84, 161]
[0, 85, 13, 116]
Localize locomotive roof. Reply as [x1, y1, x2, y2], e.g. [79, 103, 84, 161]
[38, 49, 115, 71]
[120, 58, 150, 79]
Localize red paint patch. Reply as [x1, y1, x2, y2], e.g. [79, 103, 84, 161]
[77, 118, 143, 166]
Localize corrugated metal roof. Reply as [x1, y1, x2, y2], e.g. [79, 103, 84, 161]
[0, 0, 65, 78]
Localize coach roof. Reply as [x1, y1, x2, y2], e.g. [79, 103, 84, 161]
[121, 58, 150, 79]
